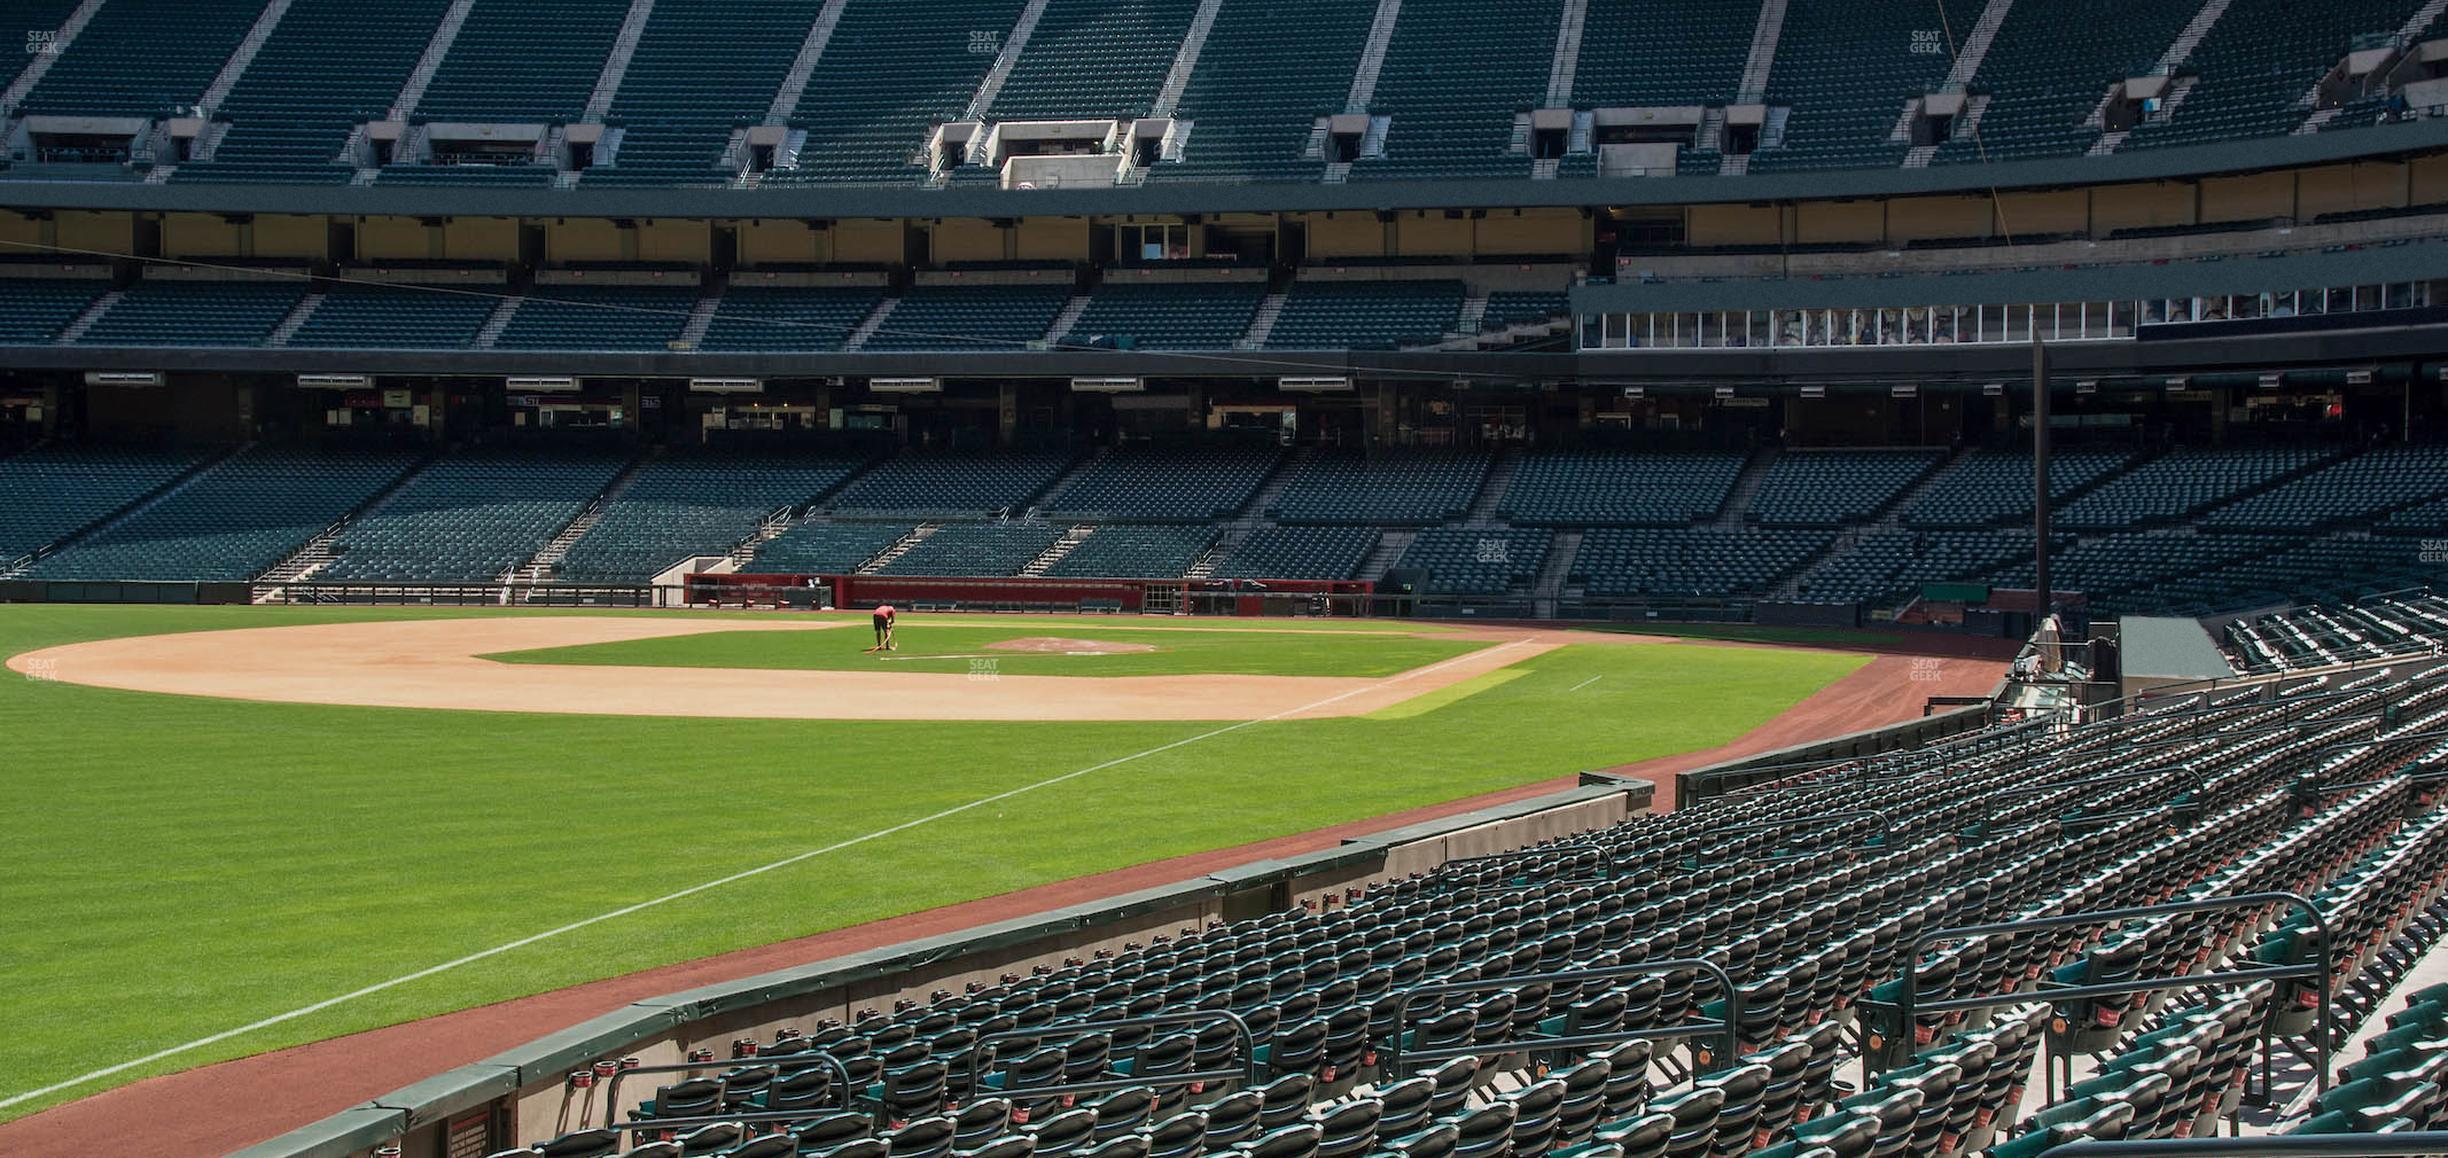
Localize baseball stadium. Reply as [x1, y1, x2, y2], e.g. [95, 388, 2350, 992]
[13, 0, 2448, 1155]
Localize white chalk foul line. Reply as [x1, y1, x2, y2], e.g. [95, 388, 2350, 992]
[0, 636, 1540, 1111]
[1567, 675, 1603, 693]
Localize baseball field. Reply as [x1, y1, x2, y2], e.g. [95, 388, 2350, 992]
[0, 603, 1958, 1127]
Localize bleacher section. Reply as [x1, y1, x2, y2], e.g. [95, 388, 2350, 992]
[1930, 0, 2198, 165]
[288, 284, 497, 348]
[413, 0, 631, 123]
[1745, 449, 1942, 526]
[2225, 590, 2448, 672]
[698, 286, 888, 352]
[1043, 524, 1216, 578]
[863, 284, 1074, 353]
[556, 452, 872, 583]
[0, 279, 108, 342]
[745, 520, 913, 575]
[1206, 525, 1380, 580]
[0, 0, 84, 96]
[24, 446, 419, 580]
[73, 280, 304, 346]
[1264, 281, 1466, 350]
[3, 0, 2445, 189]
[828, 451, 1075, 517]
[317, 449, 629, 582]
[1152, 0, 1377, 184]
[584, 0, 816, 188]
[475, 653, 2448, 1158]
[0, 445, 207, 565]
[1747, 0, 1983, 173]
[2057, 445, 2335, 529]
[14, 0, 263, 118]
[875, 521, 1063, 576]
[2127, 0, 2427, 151]
[1500, 450, 1744, 526]
[495, 285, 699, 351]
[171, 0, 455, 185]
[21, 437, 2448, 615]
[1268, 450, 1488, 524]
[1349, 0, 1562, 181]
[1478, 291, 1572, 331]
[1399, 527, 1551, 596]
[2147, 532, 2435, 616]
[1064, 281, 1269, 350]
[1044, 446, 1278, 519]
[2204, 444, 2448, 532]
[762, 0, 1029, 185]
[1572, 526, 1832, 598]
[1570, 0, 1755, 108]
[987, 0, 1203, 121]
[1901, 448, 2135, 528]
[1790, 527, 2033, 606]
[1982, 529, 2297, 614]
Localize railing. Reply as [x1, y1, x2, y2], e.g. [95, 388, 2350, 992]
[597, 1051, 854, 1136]
[1378, 959, 1742, 1077]
[1865, 893, 2336, 1098]
[963, 1010, 1257, 1106]
[2051, 1138, 2448, 1156]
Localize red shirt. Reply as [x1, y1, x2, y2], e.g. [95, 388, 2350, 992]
[875, 604, 896, 622]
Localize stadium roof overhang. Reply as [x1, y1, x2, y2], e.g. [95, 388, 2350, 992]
[0, 121, 2443, 219]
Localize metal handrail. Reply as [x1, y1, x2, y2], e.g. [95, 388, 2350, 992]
[602, 1051, 854, 1133]
[2050, 1136, 2448, 1155]
[1379, 959, 1741, 1076]
[1869, 892, 2335, 1096]
[962, 1009, 1257, 1107]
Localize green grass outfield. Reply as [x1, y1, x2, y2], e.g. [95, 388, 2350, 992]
[0, 605, 1867, 1120]
[490, 621, 1489, 678]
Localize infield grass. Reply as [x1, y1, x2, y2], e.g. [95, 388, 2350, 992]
[0, 604, 1867, 1122]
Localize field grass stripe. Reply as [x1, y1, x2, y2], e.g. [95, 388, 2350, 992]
[0, 636, 1539, 1112]
[1567, 676, 1603, 693]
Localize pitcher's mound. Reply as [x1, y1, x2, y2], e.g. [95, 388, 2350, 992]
[988, 637, 1158, 656]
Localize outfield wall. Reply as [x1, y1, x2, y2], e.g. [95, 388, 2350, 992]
[235, 779, 1654, 1158]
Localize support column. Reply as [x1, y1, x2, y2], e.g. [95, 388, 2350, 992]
[2032, 335, 2052, 619]
[998, 381, 1018, 447]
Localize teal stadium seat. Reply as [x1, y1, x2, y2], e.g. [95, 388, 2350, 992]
[26, 446, 420, 580]
[1153, 0, 1377, 185]
[1066, 281, 1269, 350]
[1346, 0, 1561, 183]
[745, 520, 914, 575]
[581, 0, 818, 188]
[0, 278, 109, 342]
[73, 280, 304, 346]
[1044, 446, 1280, 520]
[555, 451, 873, 583]
[986, 0, 1204, 122]
[171, 0, 454, 185]
[864, 284, 1074, 353]
[828, 451, 1075, 517]
[1265, 281, 1467, 350]
[16, 0, 264, 118]
[1268, 450, 1488, 524]
[876, 521, 1063, 576]
[1043, 524, 1218, 578]
[1208, 525, 1382, 580]
[699, 285, 890, 352]
[288, 284, 499, 348]
[495, 284, 699, 351]
[317, 449, 630, 582]
[0, 445, 209, 563]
